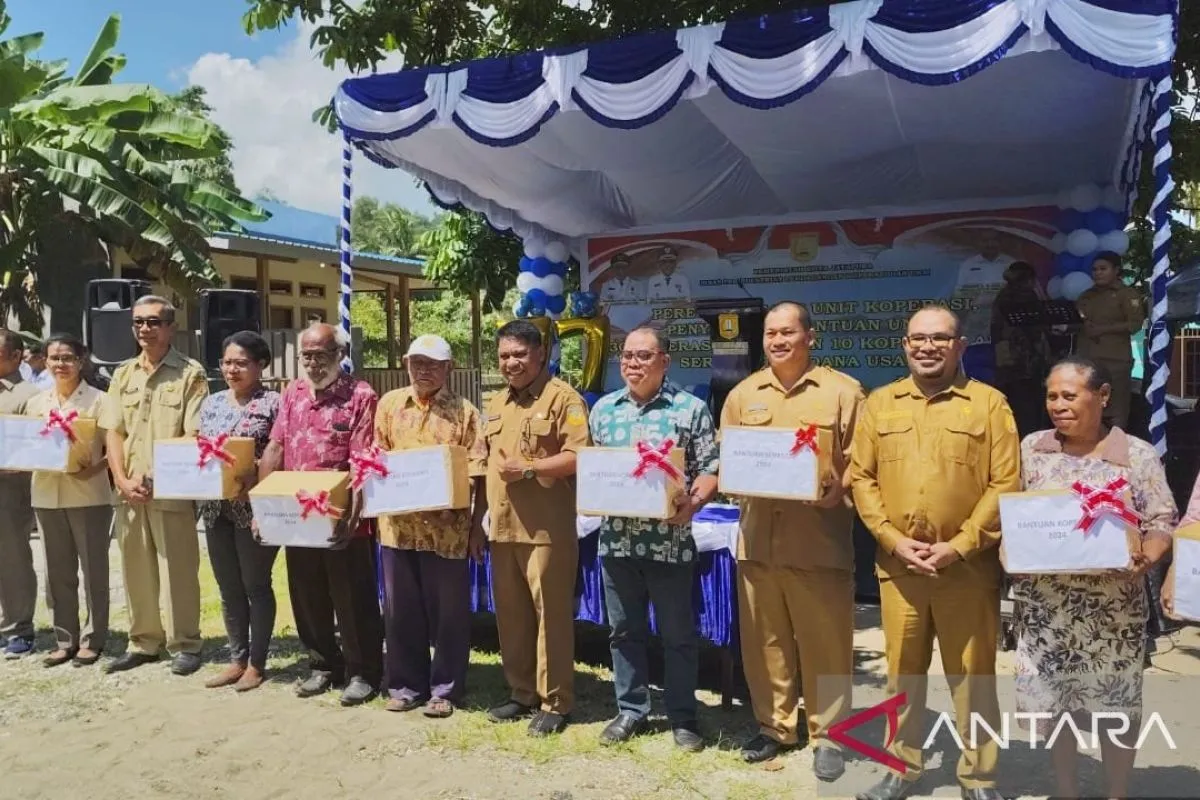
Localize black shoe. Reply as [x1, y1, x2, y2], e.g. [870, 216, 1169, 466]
[487, 700, 535, 723]
[856, 774, 914, 800]
[340, 676, 377, 706]
[171, 652, 203, 676]
[813, 745, 845, 781]
[296, 670, 335, 698]
[599, 712, 646, 745]
[672, 722, 705, 753]
[961, 789, 1004, 800]
[103, 651, 159, 674]
[741, 733, 788, 763]
[527, 710, 568, 736]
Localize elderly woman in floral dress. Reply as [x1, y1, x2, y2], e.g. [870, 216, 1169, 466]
[1012, 356, 1176, 800]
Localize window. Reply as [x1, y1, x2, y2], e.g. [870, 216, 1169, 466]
[230, 277, 257, 292]
[302, 307, 327, 324]
[299, 283, 325, 299]
[269, 306, 294, 329]
[269, 280, 292, 296]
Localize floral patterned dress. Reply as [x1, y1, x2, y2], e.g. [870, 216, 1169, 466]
[1012, 428, 1177, 732]
[197, 387, 281, 530]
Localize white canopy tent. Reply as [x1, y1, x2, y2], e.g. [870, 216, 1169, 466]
[332, 0, 1179, 451]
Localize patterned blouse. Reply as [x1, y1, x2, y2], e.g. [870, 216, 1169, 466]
[197, 387, 281, 529]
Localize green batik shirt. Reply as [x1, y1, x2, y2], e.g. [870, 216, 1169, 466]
[587, 380, 719, 563]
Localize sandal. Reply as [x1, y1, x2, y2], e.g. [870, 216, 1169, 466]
[234, 666, 266, 692]
[73, 649, 101, 667]
[43, 649, 76, 668]
[423, 697, 455, 718]
[385, 696, 424, 713]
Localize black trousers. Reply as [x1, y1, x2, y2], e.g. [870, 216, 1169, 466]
[285, 536, 383, 686]
[206, 515, 278, 670]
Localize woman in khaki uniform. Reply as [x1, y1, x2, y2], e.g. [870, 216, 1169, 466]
[25, 335, 113, 668]
[1073, 252, 1145, 430]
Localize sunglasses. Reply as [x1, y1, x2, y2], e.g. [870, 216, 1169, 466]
[132, 317, 167, 329]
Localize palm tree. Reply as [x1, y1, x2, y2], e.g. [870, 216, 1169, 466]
[0, 4, 266, 329]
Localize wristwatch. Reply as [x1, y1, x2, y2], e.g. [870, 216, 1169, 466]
[523, 466, 537, 481]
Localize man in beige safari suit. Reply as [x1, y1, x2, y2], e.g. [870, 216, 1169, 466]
[101, 296, 209, 675]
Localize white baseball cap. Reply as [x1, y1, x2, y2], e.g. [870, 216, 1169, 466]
[405, 334, 452, 361]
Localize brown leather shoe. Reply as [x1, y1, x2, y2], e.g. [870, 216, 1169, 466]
[204, 662, 246, 688]
[233, 665, 265, 692]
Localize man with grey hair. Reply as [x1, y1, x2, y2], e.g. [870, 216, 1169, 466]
[0, 329, 41, 658]
[101, 295, 210, 674]
[259, 322, 383, 705]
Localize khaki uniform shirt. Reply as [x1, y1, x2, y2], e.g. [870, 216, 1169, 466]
[0, 372, 40, 508]
[849, 375, 1020, 581]
[27, 383, 114, 509]
[1075, 284, 1144, 364]
[374, 385, 487, 558]
[482, 372, 590, 545]
[99, 349, 208, 512]
[720, 365, 865, 572]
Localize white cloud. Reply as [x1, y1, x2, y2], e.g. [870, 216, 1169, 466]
[186, 24, 435, 218]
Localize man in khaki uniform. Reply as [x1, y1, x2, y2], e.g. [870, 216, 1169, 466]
[101, 296, 209, 676]
[850, 306, 1020, 800]
[0, 330, 41, 658]
[1074, 252, 1145, 430]
[720, 302, 864, 779]
[474, 320, 590, 736]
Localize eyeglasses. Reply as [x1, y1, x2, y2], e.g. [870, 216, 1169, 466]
[299, 349, 338, 364]
[905, 334, 958, 348]
[46, 355, 80, 365]
[132, 317, 166, 328]
[619, 349, 663, 364]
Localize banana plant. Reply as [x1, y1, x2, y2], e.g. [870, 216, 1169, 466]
[0, 2, 267, 329]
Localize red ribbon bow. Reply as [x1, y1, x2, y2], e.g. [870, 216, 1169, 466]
[349, 446, 390, 491]
[791, 424, 820, 455]
[196, 434, 236, 468]
[40, 409, 80, 443]
[631, 439, 683, 484]
[296, 489, 342, 521]
[1071, 476, 1141, 534]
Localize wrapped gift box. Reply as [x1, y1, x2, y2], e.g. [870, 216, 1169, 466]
[1169, 522, 1200, 622]
[0, 413, 97, 473]
[576, 444, 685, 520]
[250, 471, 349, 548]
[359, 445, 471, 518]
[718, 424, 831, 501]
[999, 489, 1140, 574]
[152, 436, 256, 500]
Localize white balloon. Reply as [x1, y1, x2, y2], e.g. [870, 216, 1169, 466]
[1070, 183, 1102, 213]
[1098, 229, 1130, 256]
[544, 241, 568, 264]
[516, 272, 537, 293]
[548, 310, 563, 321]
[523, 240, 544, 259]
[1103, 185, 1126, 213]
[1047, 275, 1064, 300]
[1050, 233, 1067, 254]
[1066, 228, 1099, 257]
[541, 274, 564, 297]
[1062, 271, 1094, 301]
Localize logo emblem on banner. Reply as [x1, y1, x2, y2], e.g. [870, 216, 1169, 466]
[717, 313, 740, 340]
[789, 233, 820, 263]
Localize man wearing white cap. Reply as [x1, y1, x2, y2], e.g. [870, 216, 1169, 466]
[373, 334, 488, 718]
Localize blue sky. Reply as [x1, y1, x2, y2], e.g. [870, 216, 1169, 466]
[7, 0, 433, 217]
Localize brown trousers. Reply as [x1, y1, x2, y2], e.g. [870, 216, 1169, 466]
[36, 506, 113, 652]
[1099, 359, 1134, 431]
[491, 540, 578, 714]
[0, 501, 37, 640]
[879, 569, 1002, 789]
[738, 561, 855, 746]
[116, 503, 201, 656]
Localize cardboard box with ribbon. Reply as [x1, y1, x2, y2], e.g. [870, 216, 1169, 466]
[717, 423, 829, 501]
[152, 435, 256, 500]
[249, 471, 350, 548]
[0, 411, 98, 472]
[576, 439, 686, 520]
[999, 478, 1142, 573]
[355, 444, 471, 518]
[1168, 522, 1200, 622]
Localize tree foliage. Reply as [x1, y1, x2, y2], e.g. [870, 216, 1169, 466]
[352, 196, 433, 258]
[0, 4, 265, 329]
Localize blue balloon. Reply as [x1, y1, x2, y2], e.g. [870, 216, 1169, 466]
[1055, 252, 1088, 276]
[546, 294, 567, 314]
[1086, 208, 1121, 234]
[528, 300, 546, 317]
[514, 295, 531, 318]
[531, 257, 553, 278]
[519, 256, 534, 272]
[550, 261, 568, 278]
[526, 288, 547, 305]
[1058, 209, 1085, 233]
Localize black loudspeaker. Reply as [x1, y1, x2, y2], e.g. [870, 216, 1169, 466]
[84, 279, 154, 365]
[693, 298, 766, 423]
[199, 289, 262, 369]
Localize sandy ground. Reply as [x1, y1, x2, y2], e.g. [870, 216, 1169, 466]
[0, 535, 1197, 800]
